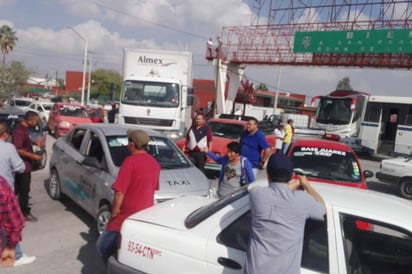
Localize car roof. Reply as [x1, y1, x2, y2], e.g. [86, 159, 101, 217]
[73, 123, 165, 138]
[55, 102, 86, 108]
[130, 181, 412, 230]
[292, 138, 353, 152]
[208, 118, 247, 126]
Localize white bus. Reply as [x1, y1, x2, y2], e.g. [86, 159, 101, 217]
[314, 90, 368, 139]
[359, 95, 412, 156]
[315, 90, 412, 155]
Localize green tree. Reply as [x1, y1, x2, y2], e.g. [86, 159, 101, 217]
[90, 69, 122, 101]
[336, 77, 353, 90]
[0, 61, 31, 99]
[256, 83, 268, 91]
[0, 25, 18, 65]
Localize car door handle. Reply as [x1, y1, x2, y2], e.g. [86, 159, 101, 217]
[217, 257, 242, 270]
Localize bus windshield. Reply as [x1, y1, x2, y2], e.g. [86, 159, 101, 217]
[121, 80, 179, 108]
[316, 97, 352, 125]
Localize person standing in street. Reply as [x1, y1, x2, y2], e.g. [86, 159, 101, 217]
[0, 176, 25, 268]
[205, 141, 255, 197]
[182, 113, 213, 174]
[97, 129, 160, 263]
[282, 118, 294, 154]
[240, 117, 271, 177]
[273, 121, 285, 154]
[0, 122, 36, 266]
[245, 153, 326, 274]
[12, 111, 43, 223]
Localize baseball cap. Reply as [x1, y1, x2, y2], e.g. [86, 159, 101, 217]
[266, 153, 294, 182]
[127, 129, 149, 148]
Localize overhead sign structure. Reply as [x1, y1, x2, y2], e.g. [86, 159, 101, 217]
[294, 29, 412, 54]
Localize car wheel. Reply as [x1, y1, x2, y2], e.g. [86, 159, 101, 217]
[400, 179, 412, 200]
[96, 204, 111, 234]
[48, 169, 61, 200]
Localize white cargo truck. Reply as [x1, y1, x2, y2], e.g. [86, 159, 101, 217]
[118, 48, 194, 141]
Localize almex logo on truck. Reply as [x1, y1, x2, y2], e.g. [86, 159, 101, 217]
[137, 55, 177, 67]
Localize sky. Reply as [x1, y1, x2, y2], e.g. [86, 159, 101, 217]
[0, 0, 412, 101]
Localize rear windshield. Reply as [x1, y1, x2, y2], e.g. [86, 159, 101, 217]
[107, 135, 191, 169]
[290, 146, 361, 183]
[59, 106, 88, 117]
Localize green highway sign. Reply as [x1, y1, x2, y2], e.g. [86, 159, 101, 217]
[294, 29, 412, 54]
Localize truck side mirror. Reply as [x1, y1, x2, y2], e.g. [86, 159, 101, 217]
[187, 95, 194, 106]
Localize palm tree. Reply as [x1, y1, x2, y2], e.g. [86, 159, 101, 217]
[0, 25, 18, 65]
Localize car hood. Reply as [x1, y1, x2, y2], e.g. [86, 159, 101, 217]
[382, 156, 412, 165]
[126, 195, 215, 230]
[111, 165, 211, 200]
[155, 167, 211, 199]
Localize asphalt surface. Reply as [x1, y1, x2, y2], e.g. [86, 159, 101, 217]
[1, 134, 403, 274]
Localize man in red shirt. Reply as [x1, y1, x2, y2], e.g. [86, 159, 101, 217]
[0, 176, 25, 267]
[96, 129, 160, 263]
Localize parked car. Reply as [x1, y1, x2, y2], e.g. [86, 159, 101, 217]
[47, 102, 93, 137]
[176, 116, 275, 173]
[3, 97, 33, 111]
[287, 138, 373, 189]
[28, 100, 54, 128]
[376, 154, 412, 199]
[0, 107, 47, 170]
[107, 182, 412, 274]
[47, 124, 211, 233]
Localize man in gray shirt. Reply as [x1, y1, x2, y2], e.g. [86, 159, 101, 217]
[245, 153, 326, 274]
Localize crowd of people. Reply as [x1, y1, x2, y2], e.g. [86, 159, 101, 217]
[1, 108, 324, 274]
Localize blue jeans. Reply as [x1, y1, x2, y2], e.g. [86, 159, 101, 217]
[96, 229, 119, 263]
[2, 227, 23, 259]
[282, 142, 291, 155]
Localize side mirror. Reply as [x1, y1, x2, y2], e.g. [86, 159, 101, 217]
[82, 156, 101, 169]
[363, 170, 374, 179]
[187, 95, 194, 106]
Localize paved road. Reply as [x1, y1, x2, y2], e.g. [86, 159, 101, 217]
[2, 134, 401, 274]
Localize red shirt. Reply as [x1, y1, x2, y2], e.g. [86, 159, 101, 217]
[106, 152, 160, 232]
[12, 123, 34, 173]
[0, 176, 25, 249]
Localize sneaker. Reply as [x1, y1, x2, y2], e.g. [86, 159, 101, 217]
[24, 213, 38, 222]
[14, 254, 36, 266]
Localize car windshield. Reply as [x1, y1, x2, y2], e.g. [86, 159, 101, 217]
[107, 135, 191, 168]
[208, 121, 244, 139]
[42, 103, 53, 111]
[185, 187, 249, 228]
[290, 146, 361, 183]
[59, 106, 88, 117]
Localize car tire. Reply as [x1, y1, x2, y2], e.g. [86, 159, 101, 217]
[400, 179, 412, 200]
[96, 204, 111, 234]
[48, 169, 62, 200]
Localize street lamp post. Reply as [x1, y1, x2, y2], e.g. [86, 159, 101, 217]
[68, 27, 88, 105]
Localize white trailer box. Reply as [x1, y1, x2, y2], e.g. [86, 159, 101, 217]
[119, 48, 193, 141]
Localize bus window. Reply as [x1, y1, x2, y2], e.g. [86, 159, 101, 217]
[364, 102, 381, 123]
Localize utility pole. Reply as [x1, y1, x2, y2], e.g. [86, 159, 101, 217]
[87, 52, 92, 105]
[68, 27, 88, 105]
[273, 66, 282, 115]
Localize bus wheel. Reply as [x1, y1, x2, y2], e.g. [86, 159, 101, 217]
[400, 179, 412, 200]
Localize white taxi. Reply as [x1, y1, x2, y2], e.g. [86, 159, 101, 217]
[107, 182, 412, 274]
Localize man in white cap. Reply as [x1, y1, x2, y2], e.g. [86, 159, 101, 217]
[97, 129, 160, 263]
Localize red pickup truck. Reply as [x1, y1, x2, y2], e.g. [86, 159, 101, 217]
[177, 116, 275, 174]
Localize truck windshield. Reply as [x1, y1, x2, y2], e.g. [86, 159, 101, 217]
[121, 80, 179, 108]
[316, 97, 352, 125]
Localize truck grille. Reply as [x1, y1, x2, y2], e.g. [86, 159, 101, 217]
[124, 116, 174, 127]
